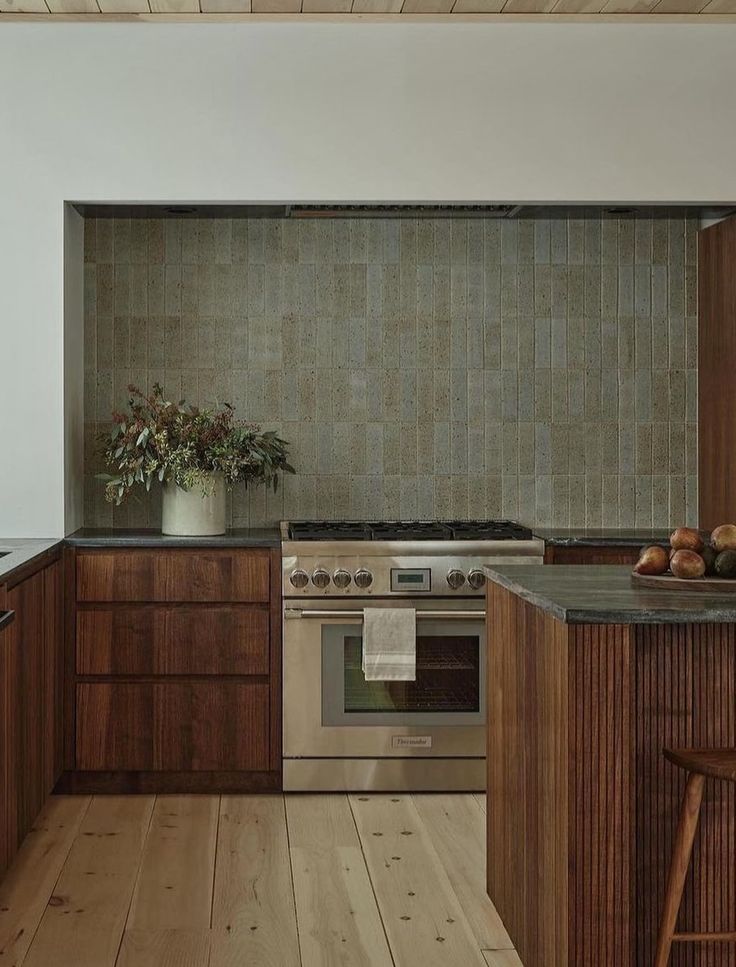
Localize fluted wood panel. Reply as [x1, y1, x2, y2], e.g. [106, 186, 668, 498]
[569, 622, 633, 966]
[635, 623, 736, 967]
[487, 584, 736, 966]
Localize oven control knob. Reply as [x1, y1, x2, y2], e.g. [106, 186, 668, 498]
[290, 569, 309, 589]
[311, 568, 331, 590]
[468, 569, 486, 590]
[447, 568, 466, 590]
[333, 569, 352, 589]
[354, 568, 373, 589]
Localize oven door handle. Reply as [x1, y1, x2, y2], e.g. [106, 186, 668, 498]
[284, 608, 485, 620]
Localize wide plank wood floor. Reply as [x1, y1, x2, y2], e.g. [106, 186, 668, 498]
[0, 793, 522, 967]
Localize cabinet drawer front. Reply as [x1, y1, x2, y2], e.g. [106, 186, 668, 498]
[77, 607, 269, 676]
[76, 682, 270, 772]
[547, 546, 641, 566]
[76, 549, 270, 603]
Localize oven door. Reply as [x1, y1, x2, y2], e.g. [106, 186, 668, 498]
[283, 597, 485, 759]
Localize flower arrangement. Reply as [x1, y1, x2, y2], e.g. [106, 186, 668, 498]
[98, 384, 294, 505]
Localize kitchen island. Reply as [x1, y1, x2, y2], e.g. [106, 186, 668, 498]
[484, 564, 736, 967]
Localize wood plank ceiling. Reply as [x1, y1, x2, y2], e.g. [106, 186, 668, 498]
[1, 0, 735, 15]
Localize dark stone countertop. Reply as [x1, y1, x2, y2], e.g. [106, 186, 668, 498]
[533, 527, 673, 548]
[483, 564, 736, 624]
[0, 539, 64, 585]
[65, 527, 281, 548]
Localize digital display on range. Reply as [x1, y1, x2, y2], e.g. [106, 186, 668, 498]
[390, 568, 431, 592]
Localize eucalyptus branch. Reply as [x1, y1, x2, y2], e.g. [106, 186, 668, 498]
[97, 384, 294, 506]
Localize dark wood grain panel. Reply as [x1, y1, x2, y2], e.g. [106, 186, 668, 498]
[76, 606, 269, 676]
[76, 682, 154, 770]
[545, 545, 642, 566]
[268, 547, 282, 771]
[487, 585, 736, 966]
[699, 216, 736, 529]
[43, 561, 64, 794]
[67, 545, 278, 791]
[76, 549, 270, 603]
[1, 555, 64, 872]
[154, 681, 269, 771]
[635, 624, 736, 967]
[76, 682, 270, 773]
[0, 584, 8, 876]
[486, 581, 569, 965]
[569, 622, 633, 967]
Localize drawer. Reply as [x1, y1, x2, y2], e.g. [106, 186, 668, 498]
[545, 546, 642, 566]
[76, 549, 270, 603]
[76, 682, 270, 771]
[76, 606, 269, 676]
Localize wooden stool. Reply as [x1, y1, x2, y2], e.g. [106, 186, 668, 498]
[654, 748, 736, 966]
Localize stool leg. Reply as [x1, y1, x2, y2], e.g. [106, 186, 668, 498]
[654, 771, 706, 967]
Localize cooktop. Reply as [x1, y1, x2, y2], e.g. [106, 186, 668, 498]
[285, 519, 533, 542]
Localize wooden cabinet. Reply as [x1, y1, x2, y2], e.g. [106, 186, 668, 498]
[76, 606, 269, 676]
[544, 544, 642, 566]
[0, 550, 64, 878]
[699, 216, 736, 529]
[0, 598, 9, 878]
[76, 682, 269, 771]
[76, 548, 270, 602]
[63, 546, 281, 793]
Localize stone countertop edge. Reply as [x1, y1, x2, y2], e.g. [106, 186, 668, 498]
[483, 564, 736, 625]
[533, 527, 673, 547]
[0, 539, 64, 585]
[64, 527, 281, 548]
[0, 528, 282, 584]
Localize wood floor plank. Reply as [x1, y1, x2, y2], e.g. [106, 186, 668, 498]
[117, 796, 218, 967]
[23, 796, 155, 967]
[349, 794, 488, 967]
[412, 794, 512, 950]
[125, 796, 219, 931]
[287, 795, 392, 967]
[116, 929, 211, 967]
[482, 950, 524, 967]
[210, 796, 300, 967]
[0, 796, 91, 967]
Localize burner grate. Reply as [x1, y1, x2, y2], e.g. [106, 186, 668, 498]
[447, 519, 533, 540]
[287, 518, 533, 541]
[288, 521, 371, 541]
[367, 521, 452, 540]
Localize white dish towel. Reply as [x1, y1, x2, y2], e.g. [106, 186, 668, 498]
[362, 608, 417, 682]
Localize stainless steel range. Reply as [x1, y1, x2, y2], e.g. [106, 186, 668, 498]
[281, 519, 544, 792]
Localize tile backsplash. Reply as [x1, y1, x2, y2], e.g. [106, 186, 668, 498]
[83, 214, 697, 528]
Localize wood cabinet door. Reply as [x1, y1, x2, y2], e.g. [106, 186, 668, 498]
[6, 569, 45, 851]
[76, 682, 270, 772]
[76, 606, 269, 676]
[699, 216, 736, 529]
[545, 545, 641, 566]
[0, 590, 8, 877]
[76, 549, 270, 603]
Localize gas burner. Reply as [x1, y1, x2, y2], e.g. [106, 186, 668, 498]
[368, 521, 452, 541]
[286, 519, 533, 542]
[287, 521, 371, 541]
[447, 520, 533, 541]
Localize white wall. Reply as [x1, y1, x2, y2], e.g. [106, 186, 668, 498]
[1, 22, 735, 536]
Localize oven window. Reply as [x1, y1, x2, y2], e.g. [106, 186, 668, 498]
[343, 635, 479, 713]
[321, 620, 485, 727]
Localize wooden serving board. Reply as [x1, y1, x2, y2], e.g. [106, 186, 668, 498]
[631, 571, 736, 592]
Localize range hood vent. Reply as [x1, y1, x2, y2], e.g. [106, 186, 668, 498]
[287, 204, 522, 219]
